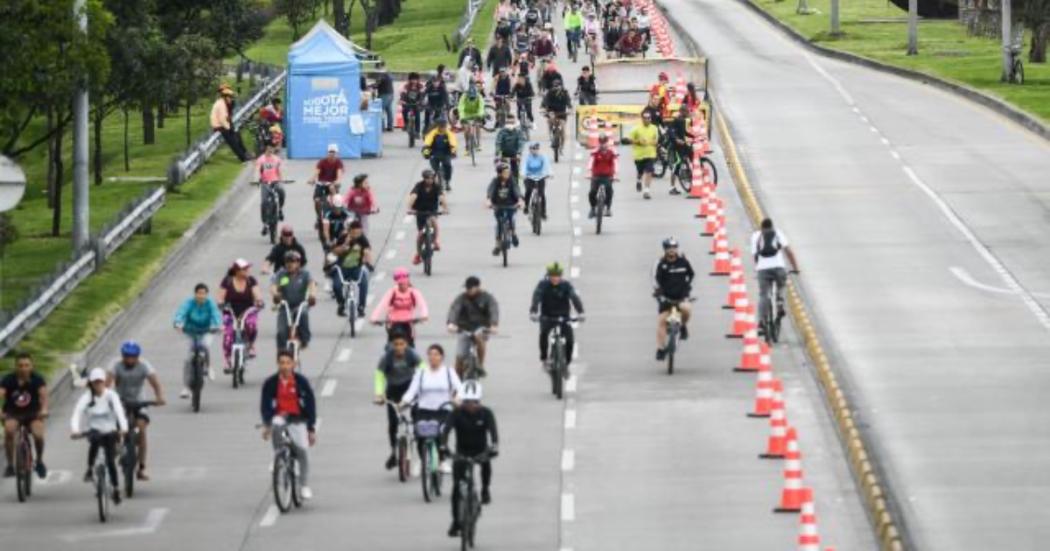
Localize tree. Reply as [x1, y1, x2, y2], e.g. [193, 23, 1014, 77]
[333, 0, 348, 36]
[360, 0, 379, 49]
[1018, 0, 1050, 61]
[170, 34, 222, 148]
[276, 0, 322, 40]
[205, 0, 268, 58]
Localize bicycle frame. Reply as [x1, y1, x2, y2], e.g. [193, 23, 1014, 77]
[278, 301, 310, 363]
[267, 422, 302, 512]
[458, 328, 489, 380]
[14, 422, 34, 502]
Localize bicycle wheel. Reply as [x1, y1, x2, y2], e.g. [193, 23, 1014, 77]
[397, 437, 410, 483]
[700, 156, 718, 187]
[268, 219, 277, 245]
[349, 297, 358, 338]
[468, 131, 477, 167]
[459, 485, 473, 551]
[273, 454, 293, 512]
[290, 458, 302, 508]
[501, 242, 509, 268]
[654, 146, 669, 178]
[408, 117, 417, 148]
[96, 464, 109, 523]
[552, 133, 561, 163]
[232, 349, 241, 389]
[421, 443, 433, 502]
[15, 435, 29, 502]
[122, 438, 136, 498]
[466, 492, 479, 548]
[191, 358, 203, 413]
[432, 468, 443, 498]
[551, 347, 564, 399]
[531, 204, 542, 235]
[667, 334, 677, 375]
[675, 162, 693, 194]
[595, 194, 604, 235]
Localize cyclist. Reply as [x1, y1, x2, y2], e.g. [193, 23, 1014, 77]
[408, 169, 450, 265]
[495, 114, 527, 180]
[576, 66, 598, 106]
[374, 331, 423, 470]
[530, 263, 585, 371]
[524, 3, 542, 31]
[442, 380, 499, 537]
[512, 73, 536, 126]
[260, 349, 318, 501]
[457, 37, 484, 72]
[665, 105, 696, 195]
[310, 144, 344, 224]
[263, 225, 307, 275]
[447, 276, 501, 377]
[328, 220, 372, 318]
[422, 118, 457, 191]
[492, 67, 514, 108]
[345, 174, 378, 234]
[370, 268, 430, 346]
[514, 52, 532, 79]
[255, 145, 286, 236]
[459, 86, 486, 153]
[321, 194, 353, 251]
[628, 110, 660, 199]
[583, 11, 601, 47]
[751, 218, 799, 330]
[217, 259, 264, 370]
[523, 142, 552, 219]
[650, 72, 672, 114]
[71, 368, 127, 503]
[399, 344, 462, 476]
[1, 352, 48, 479]
[588, 132, 619, 218]
[564, 4, 584, 55]
[486, 163, 524, 256]
[653, 238, 695, 360]
[259, 97, 283, 127]
[539, 63, 564, 96]
[270, 250, 317, 350]
[173, 283, 222, 398]
[400, 72, 425, 138]
[107, 342, 166, 480]
[486, 36, 514, 76]
[423, 71, 450, 129]
[541, 79, 572, 150]
[532, 30, 557, 91]
[615, 27, 645, 58]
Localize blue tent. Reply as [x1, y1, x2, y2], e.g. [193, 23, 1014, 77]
[286, 21, 363, 159]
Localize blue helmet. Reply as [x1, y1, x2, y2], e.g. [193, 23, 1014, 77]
[120, 340, 142, 357]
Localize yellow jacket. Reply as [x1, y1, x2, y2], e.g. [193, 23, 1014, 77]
[423, 127, 458, 156]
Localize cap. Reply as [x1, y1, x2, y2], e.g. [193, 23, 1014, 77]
[232, 258, 252, 270]
[283, 250, 303, 262]
[393, 267, 410, 281]
[88, 368, 107, 383]
[465, 275, 481, 289]
[327, 143, 339, 153]
[529, 142, 541, 150]
[460, 380, 483, 401]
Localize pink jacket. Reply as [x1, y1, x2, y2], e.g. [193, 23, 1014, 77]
[370, 286, 428, 324]
[345, 187, 376, 216]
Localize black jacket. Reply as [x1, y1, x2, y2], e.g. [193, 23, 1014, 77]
[458, 46, 483, 70]
[442, 405, 498, 455]
[542, 88, 572, 113]
[653, 255, 695, 300]
[530, 278, 584, 317]
[260, 372, 317, 432]
[266, 240, 308, 268]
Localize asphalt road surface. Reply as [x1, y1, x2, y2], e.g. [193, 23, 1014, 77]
[0, 15, 874, 551]
[662, 0, 1050, 548]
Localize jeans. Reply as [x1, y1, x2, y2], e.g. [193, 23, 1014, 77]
[219, 128, 250, 161]
[87, 432, 119, 488]
[588, 177, 614, 209]
[331, 265, 369, 312]
[539, 320, 574, 362]
[276, 302, 311, 349]
[493, 208, 517, 240]
[452, 459, 492, 525]
[430, 156, 453, 186]
[524, 178, 547, 216]
[757, 268, 788, 323]
[183, 333, 213, 389]
[271, 416, 310, 487]
[380, 93, 394, 131]
[260, 182, 286, 223]
[222, 310, 258, 365]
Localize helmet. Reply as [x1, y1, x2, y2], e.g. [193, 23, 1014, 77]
[529, 142, 541, 150]
[330, 195, 346, 209]
[658, 71, 669, 81]
[495, 162, 510, 173]
[662, 237, 679, 250]
[467, 87, 478, 99]
[283, 250, 302, 263]
[546, 262, 564, 276]
[120, 340, 142, 357]
[393, 267, 410, 281]
[460, 380, 483, 401]
[544, 22, 553, 29]
[598, 131, 609, 143]
[88, 368, 107, 383]
[422, 169, 436, 179]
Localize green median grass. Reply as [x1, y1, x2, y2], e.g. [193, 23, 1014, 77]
[242, 0, 498, 71]
[752, 0, 1050, 123]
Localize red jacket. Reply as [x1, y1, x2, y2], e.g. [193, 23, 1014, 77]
[590, 147, 618, 178]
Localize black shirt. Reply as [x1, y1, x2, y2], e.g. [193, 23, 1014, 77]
[376, 73, 394, 95]
[542, 89, 572, 113]
[486, 177, 522, 207]
[577, 75, 597, 96]
[411, 182, 444, 212]
[530, 278, 584, 317]
[1, 373, 46, 415]
[442, 405, 499, 455]
[425, 80, 448, 108]
[653, 255, 695, 300]
[266, 239, 308, 268]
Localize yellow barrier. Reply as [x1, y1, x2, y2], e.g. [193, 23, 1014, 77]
[714, 108, 906, 551]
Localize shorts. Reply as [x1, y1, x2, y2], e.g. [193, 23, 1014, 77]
[658, 297, 688, 314]
[634, 158, 655, 176]
[415, 212, 438, 231]
[314, 182, 335, 201]
[2, 411, 42, 425]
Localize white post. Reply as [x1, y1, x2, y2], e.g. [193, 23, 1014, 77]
[907, 0, 919, 55]
[1001, 0, 1013, 81]
[72, 0, 90, 252]
[830, 0, 841, 35]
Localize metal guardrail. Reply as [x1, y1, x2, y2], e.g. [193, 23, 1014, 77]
[451, 0, 488, 50]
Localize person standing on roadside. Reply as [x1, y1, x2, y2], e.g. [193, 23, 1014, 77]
[210, 84, 251, 162]
[375, 68, 395, 132]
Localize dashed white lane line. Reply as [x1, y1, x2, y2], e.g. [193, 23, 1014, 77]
[395, 230, 406, 241]
[570, 266, 581, 278]
[321, 379, 338, 397]
[890, 151, 901, 160]
[565, 409, 577, 429]
[571, 180, 579, 189]
[572, 167, 582, 175]
[572, 245, 582, 257]
[565, 375, 577, 393]
[561, 493, 576, 522]
[574, 151, 583, 161]
[385, 249, 397, 260]
[562, 450, 576, 471]
[570, 195, 579, 204]
[260, 505, 280, 527]
[573, 227, 582, 237]
[373, 271, 386, 283]
[571, 210, 580, 220]
[337, 348, 352, 362]
[869, 126, 878, 133]
[402, 215, 413, 224]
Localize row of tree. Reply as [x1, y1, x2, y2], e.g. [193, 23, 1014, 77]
[278, 0, 403, 48]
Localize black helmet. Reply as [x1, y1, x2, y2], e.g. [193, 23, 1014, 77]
[662, 237, 679, 250]
[283, 250, 303, 262]
[422, 169, 436, 179]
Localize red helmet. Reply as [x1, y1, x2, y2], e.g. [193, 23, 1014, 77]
[658, 72, 669, 81]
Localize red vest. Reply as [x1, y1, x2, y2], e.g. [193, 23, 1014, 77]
[591, 148, 618, 177]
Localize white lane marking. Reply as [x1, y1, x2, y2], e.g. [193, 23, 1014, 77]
[574, 152, 583, 161]
[950, 266, 1050, 298]
[38, 470, 72, 485]
[570, 266, 581, 278]
[571, 180, 579, 189]
[565, 409, 577, 429]
[572, 245, 582, 257]
[571, 210, 580, 220]
[561, 493, 576, 521]
[402, 215, 413, 224]
[61, 508, 169, 541]
[852, 107, 861, 114]
[572, 167, 582, 175]
[562, 450, 576, 471]
[565, 375, 577, 393]
[570, 195, 579, 204]
[395, 230, 406, 241]
[890, 151, 901, 160]
[900, 166, 1050, 330]
[316, 417, 323, 431]
[573, 227, 582, 237]
[880, 137, 890, 145]
[337, 348, 352, 362]
[385, 249, 397, 260]
[373, 271, 386, 283]
[321, 379, 338, 397]
[802, 52, 855, 105]
[259, 505, 280, 527]
[859, 115, 869, 123]
[869, 126, 878, 133]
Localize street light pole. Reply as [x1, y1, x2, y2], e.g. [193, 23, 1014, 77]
[72, 0, 90, 252]
[830, 0, 841, 35]
[1001, 0, 1013, 81]
[907, 0, 918, 55]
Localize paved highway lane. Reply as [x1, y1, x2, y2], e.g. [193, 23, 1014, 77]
[662, 0, 1050, 548]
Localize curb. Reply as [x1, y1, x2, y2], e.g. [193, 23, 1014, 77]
[735, 0, 1050, 142]
[49, 163, 255, 406]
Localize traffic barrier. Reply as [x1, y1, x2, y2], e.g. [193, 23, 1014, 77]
[709, 227, 728, 256]
[723, 271, 747, 308]
[798, 501, 822, 551]
[701, 211, 723, 236]
[748, 372, 778, 418]
[774, 432, 812, 512]
[734, 330, 761, 372]
[760, 389, 789, 458]
[395, 109, 404, 129]
[710, 247, 732, 276]
[728, 249, 744, 276]
[725, 299, 754, 337]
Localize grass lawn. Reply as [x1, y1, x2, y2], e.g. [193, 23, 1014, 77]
[752, 0, 1050, 123]
[242, 0, 498, 71]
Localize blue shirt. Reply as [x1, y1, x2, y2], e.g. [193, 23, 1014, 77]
[524, 153, 552, 180]
[173, 297, 222, 335]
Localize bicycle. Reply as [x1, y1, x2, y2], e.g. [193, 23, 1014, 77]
[516, 99, 532, 141]
[493, 206, 519, 268]
[547, 113, 566, 163]
[463, 119, 483, 167]
[405, 104, 422, 148]
[186, 333, 211, 413]
[257, 180, 292, 244]
[493, 96, 511, 130]
[331, 265, 368, 336]
[1006, 43, 1024, 84]
[120, 401, 156, 498]
[389, 403, 415, 483]
[73, 430, 117, 523]
[411, 211, 445, 276]
[457, 328, 490, 380]
[658, 296, 695, 375]
[225, 306, 258, 387]
[262, 422, 304, 513]
[453, 450, 494, 550]
[525, 176, 546, 235]
[537, 316, 580, 400]
[276, 301, 310, 365]
[592, 177, 616, 235]
[11, 417, 39, 502]
[759, 271, 796, 345]
[415, 403, 452, 503]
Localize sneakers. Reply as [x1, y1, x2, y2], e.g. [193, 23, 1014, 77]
[113, 489, 122, 505]
[336, 306, 346, 318]
[248, 346, 257, 358]
[669, 188, 681, 195]
[491, 246, 501, 256]
[34, 461, 47, 479]
[179, 388, 191, 399]
[643, 189, 651, 200]
[482, 488, 492, 504]
[223, 364, 232, 375]
[137, 469, 150, 481]
[605, 208, 612, 217]
[3, 465, 14, 478]
[207, 368, 216, 381]
[636, 180, 642, 192]
[448, 523, 462, 537]
[511, 235, 519, 247]
[434, 241, 441, 251]
[656, 348, 667, 361]
[412, 254, 422, 265]
[385, 453, 397, 470]
[261, 226, 268, 236]
[301, 486, 314, 500]
[278, 210, 285, 221]
[587, 208, 595, 219]
[82, 469, 93, 483]
[439, 459, 453, 474]
[357, 306, 366, 318]
[680, 325, 689, 340]
[541, 360, 551, 372]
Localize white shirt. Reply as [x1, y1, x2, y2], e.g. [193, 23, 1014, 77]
[635, 14, 651, 29]
[70, 389, 128, 434]
[750, 229, 790, 271]
[401, 365, 462, 411]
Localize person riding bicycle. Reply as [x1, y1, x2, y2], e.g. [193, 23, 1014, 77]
[523, 142, 552, 219]
[371, 268, 430, 346]
[530, 263, 585, 371]
[457, 37, 484, 72]
[270, 251, 317, 351]
[106, 342, 166, 481]
[532, 31, 557, 90]
[345, 174, 378, 234]
[514, 52, 532, 79]
[663, 105, 697, 195]
[540, 63, 565, 96]
[588, 132, 619, 218]
[495, 115, 527, 179]
[328, 220, 372, 319]
[512, 74, 536, 125]
[263, 225, 307, 275]
[1, 352, 48, 479]
[423, 72, 450, 129]
[541, 78, 572, 127]
[576, 66, 597, 106]
[447, 276, 500, 378]
[751, 218, 799, 332]
[513, 26, 532, 59]
[401, 72, 426, 137]
[260, 349, 318, 501]
[259, 97, 283, 127]
[374, 331, 423, 470]
[408, 169, 450, 265]
[71, 368, 128, 504]
[399, 344, 462, 477]
[173, 283, 222, 399]
[583, 11, 601, 42]
[524, 3, 542, 30]
[486, 163, 525, 256]
[641, 94, 666, 130]
[321, 194, 354, 252]
[217, 259, 264, 370]
[486, 36, 514, 76]
[422, 118, 457, 191]
[458, 86, 486, 151]
[441, 380, 499, 538]
[653, 238, 695, 360]
[255, 146, 286, 236]
[564, 4, 584, 53]
[628, 110, 660, 199]
[310, 144, 344, 223]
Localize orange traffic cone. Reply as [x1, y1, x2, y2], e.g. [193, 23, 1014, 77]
[748, 372, 778, 418]
[710, 248, 731, 276]
[774, 431, 812, 512]
[688, 167, 705, 198]
[701, 195, 721, 218]
[734, 330, 761, 372]
[759, 393, 789, 458]
[728, 249, 744, 275]
[725, 300, 754, 337]
[722, 271, 746, 309]
[709, 227, 728, 256]
[395, 109, 404, 129]
[757, 343, 772, 372]
[798, 501, 822, 551]
[701, 212, 723, 237]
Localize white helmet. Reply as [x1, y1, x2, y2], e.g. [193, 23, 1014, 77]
[330, 195, 346, 208]
[88, 367, 107, 383]
[461, 380, 483, 401]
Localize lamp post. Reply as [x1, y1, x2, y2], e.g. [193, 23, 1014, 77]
[0, 156, 27, 313]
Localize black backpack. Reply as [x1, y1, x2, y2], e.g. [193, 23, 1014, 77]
[757, 228, 781, 259]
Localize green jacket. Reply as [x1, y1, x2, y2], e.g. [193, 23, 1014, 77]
[458, 93, 485, 121]
[564, 11, 583, 30]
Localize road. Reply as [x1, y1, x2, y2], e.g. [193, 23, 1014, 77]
[0, 15, 873, 551]
[661, 0, 1050, 548]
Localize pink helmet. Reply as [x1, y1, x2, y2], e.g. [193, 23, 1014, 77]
[393, 267, 410, 281]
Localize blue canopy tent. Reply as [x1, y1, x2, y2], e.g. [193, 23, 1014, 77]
[286, 21, 363, 159]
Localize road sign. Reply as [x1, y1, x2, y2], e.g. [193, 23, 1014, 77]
[0, 155, 26, 213]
